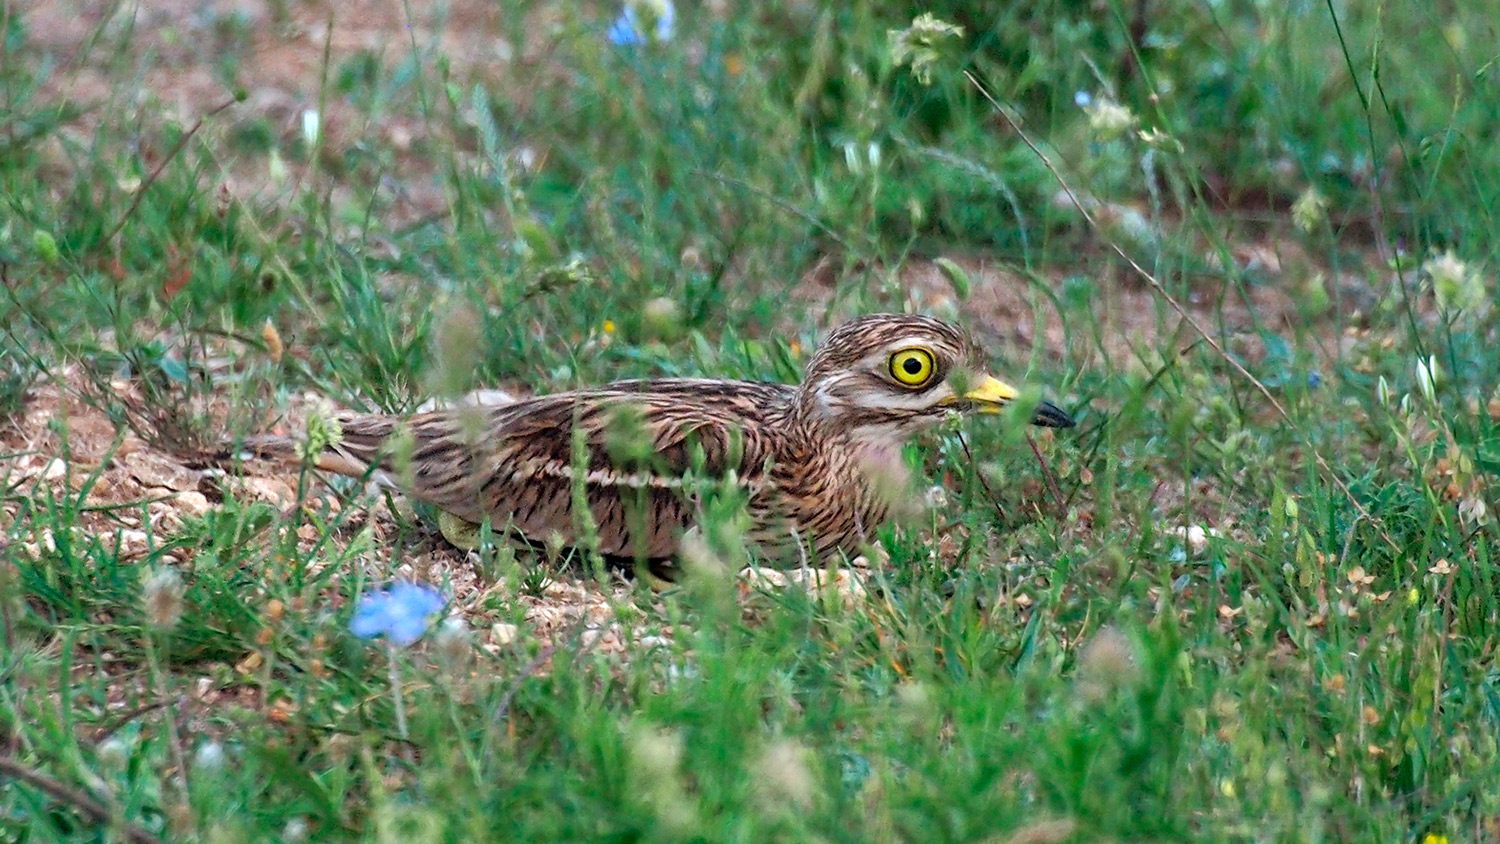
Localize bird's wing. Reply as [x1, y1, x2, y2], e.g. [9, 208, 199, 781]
[339, 380, 794, 558]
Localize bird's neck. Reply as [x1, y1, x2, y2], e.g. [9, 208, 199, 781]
[787, 384, 906, 448]
[788, 384, 839, 436]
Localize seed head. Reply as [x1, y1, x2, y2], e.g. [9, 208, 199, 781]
[641, 297, 685, 342]
[1292, 186, 1329, 232]
[298, 402, 343, 463]
[431, 616, 473, 670]
[432, 306, 482, 398]
[193, 741, 225, 771]
[96, 737, 131, 773]
[625, 722, 697, 834]
[282, 818, 310, 843]
[888, 13, 964, 85]
[1423, 250, 1488, 313]
[1084, 98, 1136, 140]
[141, 566, 186, 630]
[752, 737, 819, 812]
[988, 817, 1078, 844]
[1075, 626, 1140, 703]
[261, 319, 284, 363]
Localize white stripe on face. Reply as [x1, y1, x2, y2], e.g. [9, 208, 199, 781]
[883, 336, 943, 354]
[868, 382, 955, 410]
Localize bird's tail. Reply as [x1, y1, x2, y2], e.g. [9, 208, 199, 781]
[223, 414, 405, 486]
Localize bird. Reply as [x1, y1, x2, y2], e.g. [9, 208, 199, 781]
[236, 314, 1074, 580]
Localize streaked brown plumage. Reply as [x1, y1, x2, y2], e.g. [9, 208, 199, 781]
[240, 314, 1074, 575]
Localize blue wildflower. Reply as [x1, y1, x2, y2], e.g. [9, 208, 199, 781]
[1074, 91, 1093, 108]
[1306, 371, 1323, 389]
[350, 582, 445, 647]
[608, 0, 674, 46]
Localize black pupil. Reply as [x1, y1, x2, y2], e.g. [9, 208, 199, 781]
[902, 357, 923, 375]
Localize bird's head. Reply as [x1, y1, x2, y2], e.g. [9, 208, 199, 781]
[795, 314, 1075, 442]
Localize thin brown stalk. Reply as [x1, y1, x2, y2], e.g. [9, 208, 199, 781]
[102, 94, 241, 245]
[1027, 433, 1067, 514]
[0, 755, 169, 844]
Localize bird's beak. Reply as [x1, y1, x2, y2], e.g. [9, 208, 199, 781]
[962, 375, 1019, 408]
[962, 375, 1077, 429]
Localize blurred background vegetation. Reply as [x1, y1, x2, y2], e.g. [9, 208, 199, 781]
[2, 0, 1499, 841]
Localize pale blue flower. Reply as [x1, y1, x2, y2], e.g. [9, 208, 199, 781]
[350, 582, 445, 647]
[1074, 91, 1093, 108]
[608, 0, 674, 46]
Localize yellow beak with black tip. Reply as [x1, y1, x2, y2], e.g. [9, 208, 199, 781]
[962, 375, 1076, 429]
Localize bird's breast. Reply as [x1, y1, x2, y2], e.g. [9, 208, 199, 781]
[848, 441, 913, 503]
[738, 437, 909, 563]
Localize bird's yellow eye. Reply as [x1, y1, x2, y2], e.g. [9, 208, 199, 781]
[888, 348, 936, 388]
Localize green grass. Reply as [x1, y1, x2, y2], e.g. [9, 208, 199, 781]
[3, 1, 1500, 841]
